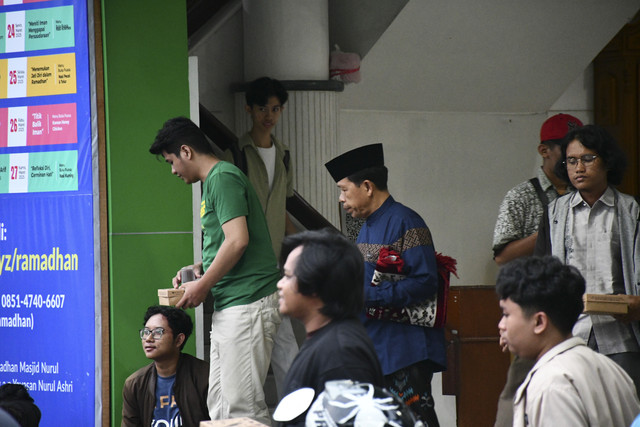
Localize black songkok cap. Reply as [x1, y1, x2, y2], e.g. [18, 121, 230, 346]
[325, 143, 384, 182]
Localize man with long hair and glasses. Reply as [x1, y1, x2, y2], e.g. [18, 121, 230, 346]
[122, 306, 209, 427]
[492, 113, 582, 427]
[535, 124, 640, 394]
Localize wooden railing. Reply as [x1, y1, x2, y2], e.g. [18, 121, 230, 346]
[199, 103, 337, 231]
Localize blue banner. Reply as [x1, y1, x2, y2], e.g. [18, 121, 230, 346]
[0, 0, 96, 425]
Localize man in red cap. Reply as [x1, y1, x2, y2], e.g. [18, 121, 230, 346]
[493, 113, 583, 265]
[492, 113, 583, 427]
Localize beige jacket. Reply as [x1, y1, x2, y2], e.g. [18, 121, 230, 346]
[513, 337, 639, 427]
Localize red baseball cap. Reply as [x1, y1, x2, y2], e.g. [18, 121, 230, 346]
[540, 114, 583, 142]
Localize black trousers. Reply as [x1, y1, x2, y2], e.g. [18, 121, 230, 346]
[588, 330, 640, 396]
[385, 360, 440, 427]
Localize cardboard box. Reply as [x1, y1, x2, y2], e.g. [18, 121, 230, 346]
[583, 294, 628, 315]
[200, 418, 268, 427]
[158, 288, 184, 306]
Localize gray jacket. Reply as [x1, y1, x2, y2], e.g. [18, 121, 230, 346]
[535, 187, 640, 342]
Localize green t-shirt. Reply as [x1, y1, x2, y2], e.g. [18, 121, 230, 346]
[201, 161, 279, 310]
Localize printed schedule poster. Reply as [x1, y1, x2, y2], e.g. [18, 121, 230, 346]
[0, 0, 96, 426]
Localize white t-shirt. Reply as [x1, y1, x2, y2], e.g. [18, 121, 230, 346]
[256, 144, 276, 191]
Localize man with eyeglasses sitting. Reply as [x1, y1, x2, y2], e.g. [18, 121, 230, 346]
[535, 124, 640, 395]
[122, 306, 209, 427]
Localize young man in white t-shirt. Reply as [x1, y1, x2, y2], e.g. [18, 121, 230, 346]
[236, 77, 300, 399]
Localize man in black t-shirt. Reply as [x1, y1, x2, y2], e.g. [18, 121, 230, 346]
[276, 230, 383, 425]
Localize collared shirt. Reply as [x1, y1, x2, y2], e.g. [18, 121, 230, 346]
[492, 168, 562, 256]
[357, 196, 446, 375]
[538, 187, 640, 352]
[567, 188, 638, 354]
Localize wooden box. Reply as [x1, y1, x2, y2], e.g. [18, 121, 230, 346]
[583, 294, 628, 315]
[158, 288, 184, 306]
[200, 418, 268, 427]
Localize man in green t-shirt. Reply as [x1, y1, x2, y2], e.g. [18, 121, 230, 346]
[149, 117, 281, 425]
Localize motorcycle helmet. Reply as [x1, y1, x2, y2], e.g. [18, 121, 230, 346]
[305, 380, 425, 427]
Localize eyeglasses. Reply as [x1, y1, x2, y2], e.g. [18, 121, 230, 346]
[564, 155, 598, 167]
[139, 327, 165, 340]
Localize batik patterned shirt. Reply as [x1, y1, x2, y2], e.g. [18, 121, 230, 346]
[493, 168, 561, 256]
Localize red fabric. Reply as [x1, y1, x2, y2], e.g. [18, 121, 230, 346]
[366, 250, 458, 328]
[329, 67, 361, 78]
[329, 49, 361, 83]
[433, 252, 458, 328]
[376, 248, 404, 273]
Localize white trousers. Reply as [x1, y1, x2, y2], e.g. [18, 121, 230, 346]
[207, 291, 281, 425]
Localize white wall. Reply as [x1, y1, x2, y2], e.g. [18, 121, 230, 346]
[336, 68, 592, 427]
[337, 0, 639, 113]
[189, 6, 244, 131]
[190, 3, 595, 286]
[550, 63, 594, 121]
[338, 110, 541, 285]
[190, 6, 595, 425]
[337, 68, 593, 287]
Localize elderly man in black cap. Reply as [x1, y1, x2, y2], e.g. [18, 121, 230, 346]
[325, 144, 446, 426]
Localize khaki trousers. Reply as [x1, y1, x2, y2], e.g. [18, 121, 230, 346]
[207, 292, 281, 425]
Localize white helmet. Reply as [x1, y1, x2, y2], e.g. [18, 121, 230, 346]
[306, 380, 425, 427]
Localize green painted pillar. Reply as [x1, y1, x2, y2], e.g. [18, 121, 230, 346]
[100, 2, 195, 425]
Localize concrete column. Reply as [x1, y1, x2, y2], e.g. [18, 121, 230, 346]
[235, 87, 341, 228]
[240, 1, 341, 228]
[242, 0, 329, 81]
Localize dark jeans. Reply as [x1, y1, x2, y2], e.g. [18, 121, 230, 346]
[494, 356, 535, 427]
[588, 331, 640, 396]
[385, 360, 440, 427]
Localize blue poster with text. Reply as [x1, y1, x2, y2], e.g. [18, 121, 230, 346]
[0, 0, 96, 425]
